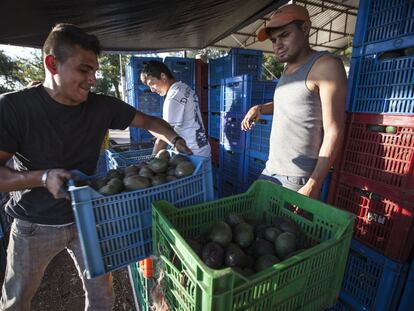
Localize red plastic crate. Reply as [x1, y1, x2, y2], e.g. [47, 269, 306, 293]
[339, 114, 414, 192]
[195, 59, 208, 87]
[208, 137, 219, 166]
[196, 85, 208, 113]
[331, 172, 414, 262]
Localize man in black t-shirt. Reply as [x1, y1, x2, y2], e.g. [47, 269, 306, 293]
[0, 23, 191, 311]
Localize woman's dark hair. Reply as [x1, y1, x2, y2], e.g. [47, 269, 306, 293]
[42, 23, 102, 62]
[141, 60, 175, 80]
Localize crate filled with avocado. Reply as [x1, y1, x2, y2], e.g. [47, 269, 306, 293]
[152, 180, 355, 311]
[68, 150, 213, 278]
[189, 213, 308, 276]
[91, 150, 198, 195]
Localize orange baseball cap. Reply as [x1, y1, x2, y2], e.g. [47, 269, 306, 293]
[257, 4, 310, 41]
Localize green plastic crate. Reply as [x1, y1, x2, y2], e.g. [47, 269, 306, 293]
[128, 263, 153, 311]
[152, 180, 355, 311]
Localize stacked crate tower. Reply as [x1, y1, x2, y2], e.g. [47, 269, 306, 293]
[125, 56, 196, 143]
[327, 1, 414, 310]
[208, 48, 278, 197]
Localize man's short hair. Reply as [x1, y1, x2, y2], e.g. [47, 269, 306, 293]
[42, 23, 102, 62]
[141, 60, 175, 81]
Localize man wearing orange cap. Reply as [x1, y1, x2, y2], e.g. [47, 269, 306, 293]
[241, 4, 347, 199]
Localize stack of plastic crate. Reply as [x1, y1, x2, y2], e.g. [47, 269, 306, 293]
[327, 1, 414, 309]
[208, 48, 278, 197]
[125, 56, 163, 142]
[220, 74, 277, 196]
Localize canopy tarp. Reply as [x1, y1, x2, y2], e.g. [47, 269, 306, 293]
[0, 0, 288, 52]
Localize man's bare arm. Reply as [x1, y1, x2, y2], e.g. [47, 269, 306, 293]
[299, 55, 347, 198]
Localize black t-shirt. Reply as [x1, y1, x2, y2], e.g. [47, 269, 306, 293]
[0, 85, 136, 224]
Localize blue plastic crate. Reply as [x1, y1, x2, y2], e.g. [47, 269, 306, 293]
[324, 298, 353, 311]
[163, 57, 195, 88]
[230, 48, 263, 81]
[353, 0, 414, 49]
[219, 145, 244, 187]
[208, 84, 221, 112]
[125, 57, 163, 89]
[243, 152, 267, 191]
[68, 152, 214, 278]
[130, 128, 155, 143]
[209, 55, 231, 86]
[208, 49, 263, 86]
[245, 115, 272, 156]
[220, 112, 246, 149]
[221, 75, 277, 113]
[349, 53, 414, 114]
[106, 148, 153, 170]
[340, 239, 408, 311]
[399, 258, 414, 311]
[208, 112, 220, 140]
[125, 85, 164, 116]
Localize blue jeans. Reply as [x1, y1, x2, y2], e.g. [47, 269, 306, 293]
[0, 219, 114, 311]
[258, 173, 309, 191]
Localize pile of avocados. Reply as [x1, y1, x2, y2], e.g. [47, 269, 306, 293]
[90, 149, 195, 195]
[186, 213, 309, 277]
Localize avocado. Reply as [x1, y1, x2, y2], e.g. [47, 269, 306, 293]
[226, 213, 245, 227]
[155, 149, 171, 160]
[138, 166, 154, 178]
[233, 222, 254, 248]
[175, 161, 195, 178]
[224, 243, 248, 268]
[148, 158, 169, 173]
[275, 217, 300, 236]
[107, 169, 124, 180]
[169, 154, 189, 167]
[264, 227, 282, 243]
[252, 239, 276, 257]
[186, 238, 203, 258]
[151, 174, 167, 186]
[275, 232, 298, 259]
[201, 242, 224, 269]
[255, 223, 270, 239]
[208, 221, 232, 247]
[124, 165, 139, 177]
[166, 166, 176, 176]
[98, 182, 122, 196]
[385, 126, 397, 134]
[90, 177, 109, 190]
[241, 267, 255, 277]
[123, 175, 151, 191]
[107, 178, 123, 192]
[254, 255, 280, 272]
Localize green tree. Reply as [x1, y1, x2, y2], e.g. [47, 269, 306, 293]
[262, 54, 284, 80]
[94, 54, 129, 98]
[0, 49, 44, 93]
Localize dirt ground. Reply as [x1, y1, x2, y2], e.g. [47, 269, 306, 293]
[0, 235, 136, 311]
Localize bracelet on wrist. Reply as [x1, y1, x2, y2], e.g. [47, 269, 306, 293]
[41, 169, 50, 187]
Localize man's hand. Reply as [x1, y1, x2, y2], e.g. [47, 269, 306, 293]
[297, 182, 321, 199]
[241, 105, 261, 131]
[173, 138, 192, 155]
[45, 169, 72, 200]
